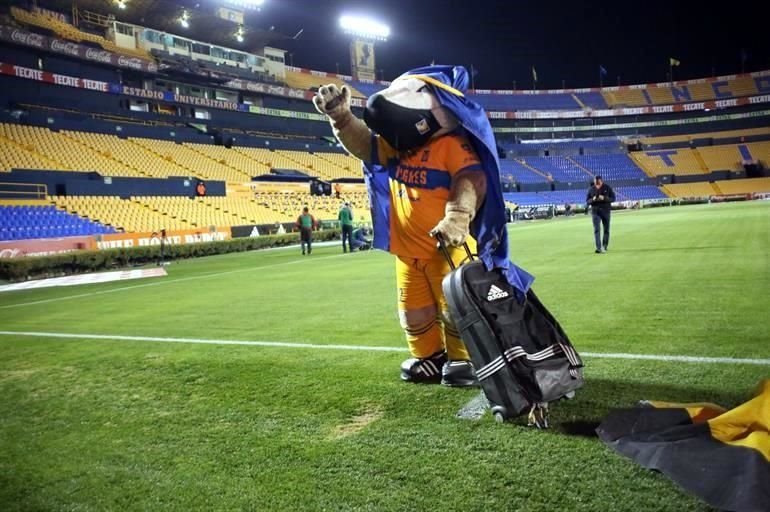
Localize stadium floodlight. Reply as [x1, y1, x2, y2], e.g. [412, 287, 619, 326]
[339, 15, 390, 41]
[117, 0, 127, 9]
[179, 10, 190, 28]
[222, 0, 265, 9]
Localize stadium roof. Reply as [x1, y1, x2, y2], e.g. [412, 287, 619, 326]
[34, 0, 291, 52]
[31, 0, 769, 89]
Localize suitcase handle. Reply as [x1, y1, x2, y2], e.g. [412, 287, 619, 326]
[434, 233, 474, 270]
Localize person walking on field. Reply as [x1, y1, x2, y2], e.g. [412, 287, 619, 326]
[339, 202, 354, 253]
[296, 206, 317, 255]
[586, 175, 616, 253]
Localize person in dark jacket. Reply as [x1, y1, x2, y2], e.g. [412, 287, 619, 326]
[587, 175, 616, 253]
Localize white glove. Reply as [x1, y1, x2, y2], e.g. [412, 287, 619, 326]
[430, 211, 472, 247]
[313, 84, 352, 123]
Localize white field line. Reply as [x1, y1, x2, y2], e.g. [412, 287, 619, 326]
[0, 330, 769, 366]
[0, 252, 349, 310]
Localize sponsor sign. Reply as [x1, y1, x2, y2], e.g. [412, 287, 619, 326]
[94, 227, 232, 250]
[0, 25, 158, 73]
[230, 225, 262, 238]
[0, 236, 95, 258]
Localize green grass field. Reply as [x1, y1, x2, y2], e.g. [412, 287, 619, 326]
[1, 201, 768, 511]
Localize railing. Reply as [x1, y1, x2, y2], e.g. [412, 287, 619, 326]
[0, 182, 48, 200]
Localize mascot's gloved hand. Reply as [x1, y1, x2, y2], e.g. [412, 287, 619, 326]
[430, 210, 472, 247]
[312, 84, 371, 160]
[313, 84, 352, 126]
[430, 171, 487, 247]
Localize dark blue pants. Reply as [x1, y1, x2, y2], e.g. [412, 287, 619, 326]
[592, 208, 611, 250]
[341, 224, 353, 252]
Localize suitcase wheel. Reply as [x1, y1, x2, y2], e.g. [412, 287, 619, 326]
[491, 406, 508, 423]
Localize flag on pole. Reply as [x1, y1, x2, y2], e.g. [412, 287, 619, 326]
[531, 66, 537, 82]
[599, 65, 608, 76]
[669, 57, 681, 67]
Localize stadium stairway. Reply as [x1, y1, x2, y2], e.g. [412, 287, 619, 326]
[564, 157, 598, 179]
[64, 131, 186, 179]
[59, 131, 153, 178]
[692, 151, 709, 174]
[182, 144, 255, 182]
[517, 159, 552, 181]
[0, 131, 63, 172]
[570, 94, 588, 110]
[128, 138, 248, 183]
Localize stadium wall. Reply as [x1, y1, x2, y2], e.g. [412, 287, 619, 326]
[1, 170, 226, 198]
[0, 74, 332, 139]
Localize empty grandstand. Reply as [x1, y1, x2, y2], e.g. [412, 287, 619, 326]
[1, 1, 769, 244]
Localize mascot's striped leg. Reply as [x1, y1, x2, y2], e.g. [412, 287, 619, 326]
[396, 252, 478, 387]
[396, 257, 444, 362]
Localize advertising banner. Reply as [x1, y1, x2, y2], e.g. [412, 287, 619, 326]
[94, 227, 232, 250]
[350, 40, 376, 81]
[230, 225, 262, 238]
[0, 235, 95, 258]
[0, 25, 157, 72]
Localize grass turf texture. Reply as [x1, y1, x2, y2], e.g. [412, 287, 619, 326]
[1, 201, 768, 511]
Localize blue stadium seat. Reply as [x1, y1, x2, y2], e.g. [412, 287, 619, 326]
[0, 205, 115, 242]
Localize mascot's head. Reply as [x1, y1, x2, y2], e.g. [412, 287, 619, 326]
[364, 74, 460, 152]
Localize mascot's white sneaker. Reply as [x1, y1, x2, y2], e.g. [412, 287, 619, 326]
[400, 351, 447, 383]
[441, 360, 479, 388]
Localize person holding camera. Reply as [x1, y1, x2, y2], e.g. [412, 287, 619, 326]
[586, 175, 616, 253]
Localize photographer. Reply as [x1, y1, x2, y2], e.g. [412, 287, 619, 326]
[351, 226, 372, 251]
[586, 175, 616, 253]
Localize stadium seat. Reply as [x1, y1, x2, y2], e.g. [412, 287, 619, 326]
[0, 204, 115, 241]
